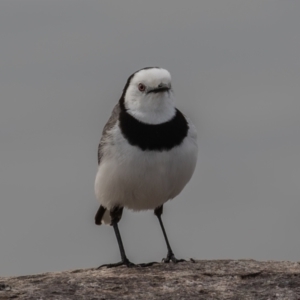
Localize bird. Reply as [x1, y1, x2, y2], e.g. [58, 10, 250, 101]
[94, 67, 198, 268]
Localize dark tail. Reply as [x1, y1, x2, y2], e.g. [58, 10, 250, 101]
[95, 205, 106, 225]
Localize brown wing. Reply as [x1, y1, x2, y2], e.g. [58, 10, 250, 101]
[98, 103, 121, 165]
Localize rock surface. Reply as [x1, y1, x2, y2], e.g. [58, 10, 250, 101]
[1, 260, 300, 299]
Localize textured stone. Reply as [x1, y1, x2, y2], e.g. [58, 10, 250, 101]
[1, 260, 300, 299]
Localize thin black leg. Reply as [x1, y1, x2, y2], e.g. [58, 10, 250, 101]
[112, 221, 131, 264]
[97, 207, 134, 269]
[154, 205, 185, 263]
[97, 206, 156, 268]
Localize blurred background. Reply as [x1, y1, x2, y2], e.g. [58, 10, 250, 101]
[0, 1, 299, 276]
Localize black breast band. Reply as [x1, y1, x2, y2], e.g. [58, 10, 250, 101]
[119, 108, 189, 151]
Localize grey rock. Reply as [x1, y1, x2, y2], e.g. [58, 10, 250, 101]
[1, 260, 300, 299]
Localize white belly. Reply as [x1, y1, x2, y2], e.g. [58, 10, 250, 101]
[94, 125, 198, 212]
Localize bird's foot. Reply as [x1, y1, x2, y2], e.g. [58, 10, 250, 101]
[137, 261, 159, 267]
[162, 256, 196, 264]
[97, 258, 135, 269]
[162, 256, 185, 263]
[162, 252, 195, 264]
[162, 251, 185, 264]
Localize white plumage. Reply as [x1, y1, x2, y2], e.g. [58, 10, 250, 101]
[94, 67, 198, 225]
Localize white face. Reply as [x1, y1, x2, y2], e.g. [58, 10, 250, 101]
[124, 68, 176, 124]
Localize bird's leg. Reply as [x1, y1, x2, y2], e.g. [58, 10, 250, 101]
[97, 207, 135, 269]
[154, 205, 185, 263]
[110, 220, 156, 268]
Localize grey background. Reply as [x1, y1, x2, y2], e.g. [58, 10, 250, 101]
[1, 0, 299, 277]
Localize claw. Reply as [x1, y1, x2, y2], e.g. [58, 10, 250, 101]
[97, 260, 159, 269]
[137, 261, 158, 267]
[162, 257, 185, 263]
[162, 252, 185, 264]
[97, 258, 135, 269]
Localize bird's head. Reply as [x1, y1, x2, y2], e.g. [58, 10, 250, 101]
[121, 67, 175, 124]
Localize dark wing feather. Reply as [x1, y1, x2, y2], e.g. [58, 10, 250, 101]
[98, 103, 121, 165]
[95, 205, 106, 225]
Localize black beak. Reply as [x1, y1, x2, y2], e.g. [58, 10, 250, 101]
[147, 86, 170, 94]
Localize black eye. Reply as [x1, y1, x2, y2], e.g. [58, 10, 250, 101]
[138, 83, 146, 92]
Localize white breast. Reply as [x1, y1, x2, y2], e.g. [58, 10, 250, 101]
[95, 120, 197, 216]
